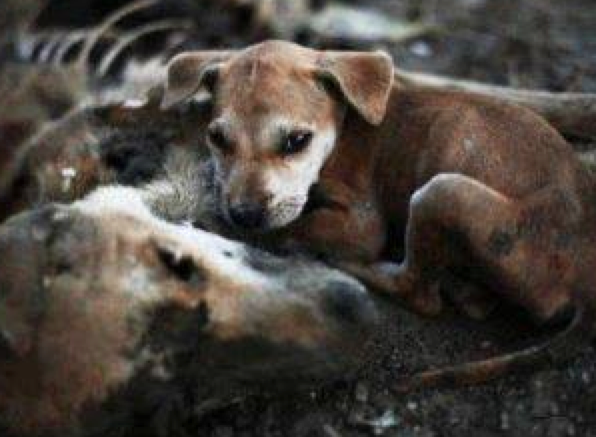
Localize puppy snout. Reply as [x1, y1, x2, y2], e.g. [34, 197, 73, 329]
[228, 202, 267, 229]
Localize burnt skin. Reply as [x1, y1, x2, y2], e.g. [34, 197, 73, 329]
[0, 186, 378, 436]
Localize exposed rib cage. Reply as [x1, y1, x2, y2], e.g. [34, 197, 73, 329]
[10, 0, 192, 80]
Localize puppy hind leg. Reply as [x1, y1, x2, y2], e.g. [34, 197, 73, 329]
[374, 173, 526, 317]
[442, 273, 499, 320]
[339, 261, 499, 319]
[343, 174, 572, 320]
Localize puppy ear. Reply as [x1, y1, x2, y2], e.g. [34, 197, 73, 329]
[161, 51, 233, 110]
[317, 51, 394, 125]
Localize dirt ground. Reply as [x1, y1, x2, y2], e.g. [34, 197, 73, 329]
[2, 0, 596, 436]
[193, 303, 596, 437]
[374, 0, 596, 92]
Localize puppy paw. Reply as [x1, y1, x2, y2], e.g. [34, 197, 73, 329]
[392, 265, 442, 316]
[406, 281, 443, 317]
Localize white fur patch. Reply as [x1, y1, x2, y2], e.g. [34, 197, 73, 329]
[122, 98, 147, 108]
[73, 184, 271, 290]
[264, 128, 337, 228]
[74, 186, 155, 221]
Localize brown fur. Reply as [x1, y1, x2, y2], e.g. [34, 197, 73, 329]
[163, 40, 596, 388]
[0, 187, 377, 435]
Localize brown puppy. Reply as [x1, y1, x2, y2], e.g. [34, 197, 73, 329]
[161, 40, 596, 387]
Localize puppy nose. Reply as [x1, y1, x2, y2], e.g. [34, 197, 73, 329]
[228, 202, 266, 229]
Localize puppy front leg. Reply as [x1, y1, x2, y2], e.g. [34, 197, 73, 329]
[337, 261, 444, 317]
[275, 204, 386, 263]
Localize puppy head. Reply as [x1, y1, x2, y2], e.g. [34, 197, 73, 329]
[162, 40, 393, 231]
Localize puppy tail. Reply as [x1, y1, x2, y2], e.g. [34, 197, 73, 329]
[396, 296, 594, 392]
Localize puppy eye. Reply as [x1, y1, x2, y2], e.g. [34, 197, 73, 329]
[201, 66, 219, 93]
[282, 130, 313, 156]
[207, 125, 231, 153]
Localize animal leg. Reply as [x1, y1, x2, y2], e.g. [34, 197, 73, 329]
[346, 173, 576, 320]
